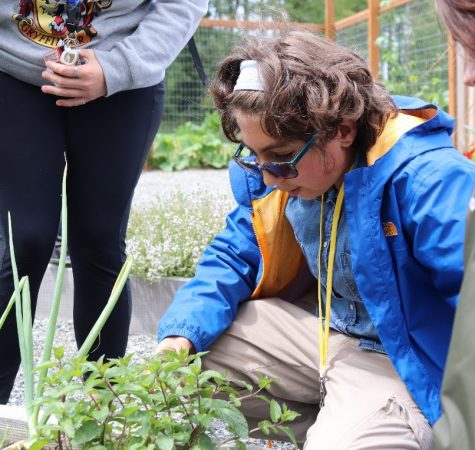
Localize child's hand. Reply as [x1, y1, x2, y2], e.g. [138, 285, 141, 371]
[154, 336, 194, 354]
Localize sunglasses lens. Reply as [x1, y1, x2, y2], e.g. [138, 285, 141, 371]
[265, 163, 298, 179]
[235, 159, 262, 177]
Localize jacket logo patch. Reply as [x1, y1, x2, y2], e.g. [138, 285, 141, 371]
[383, 221, 398, 237]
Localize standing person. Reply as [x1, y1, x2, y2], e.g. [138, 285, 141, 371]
[434, 1, 475, 448]
[0, 0, 208, 404]
[156, 31, 475, 448]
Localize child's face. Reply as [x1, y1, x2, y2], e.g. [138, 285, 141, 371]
[235, 112, 356, 200]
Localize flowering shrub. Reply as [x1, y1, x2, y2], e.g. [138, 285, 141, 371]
[127, 189, 234, 280]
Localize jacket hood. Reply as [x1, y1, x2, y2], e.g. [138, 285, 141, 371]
[370, 95, 455, 167]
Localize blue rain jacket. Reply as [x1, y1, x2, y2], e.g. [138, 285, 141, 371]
[158, 96, 475, 425]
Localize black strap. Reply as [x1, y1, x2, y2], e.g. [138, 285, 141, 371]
[188, 36, 209, 86]
[66, 0, 82, 34]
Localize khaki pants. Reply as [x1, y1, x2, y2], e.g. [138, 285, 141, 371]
[203, 297, 433, 449]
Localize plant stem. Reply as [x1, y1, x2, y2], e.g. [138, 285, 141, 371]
[159, 381, 172, 418]
[0, 277, 26, 331]
[58, 431, 64, 450]
[176, 395, 195, 430]
[183, 425, 205, 449]
[196, 375, 201, 413]
[236, 385, 266, 402]
[76, 257, 132, 358]
[34, 165, 69, 432]
[217, 435, 239, 447]
[105, 379, 125, 407]
[8, 214, 35, 435]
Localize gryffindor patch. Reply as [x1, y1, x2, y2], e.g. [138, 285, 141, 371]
[14, 0, 112, 48]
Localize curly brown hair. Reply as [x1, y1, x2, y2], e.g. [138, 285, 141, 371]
[437, 0, 475, 55]
[209, 31, 397, 154]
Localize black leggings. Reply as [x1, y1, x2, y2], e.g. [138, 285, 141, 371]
[0, 71, 164, 403]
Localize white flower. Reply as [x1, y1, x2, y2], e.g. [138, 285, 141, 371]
[126, 187, 233, 281]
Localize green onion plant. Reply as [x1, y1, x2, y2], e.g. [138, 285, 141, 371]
[0, 165, 132, 448]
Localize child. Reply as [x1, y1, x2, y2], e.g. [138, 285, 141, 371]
[157, 31, 475, 449]
[434, 1, 475, 448]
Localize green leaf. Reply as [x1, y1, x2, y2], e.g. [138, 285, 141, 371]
[258, 419, 272, 436]
[177, 384, 198, 396]
[269, 400, 282, 423]
[113, 382, 147, 396]
[281, 409, 301, 423]
[53, 346, 64, 360]
[234, 441, 246, 450]
[196, 433, 217, 450]
[156, 435, 174, 450]
[61, 417, 76, 437]
[71, 420, 102, 445]
[91, 406, 110, 422]
[215, 407, 248, 439]
[278, 425, 298, 447]
[198, 370, 225, 386]
[28, 440, 53, 450]
[257, 376, 276, 390]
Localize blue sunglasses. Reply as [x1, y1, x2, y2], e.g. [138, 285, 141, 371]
[233, 134, 317, 179]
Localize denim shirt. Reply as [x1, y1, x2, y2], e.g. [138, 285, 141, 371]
[286, 188, 385, 353]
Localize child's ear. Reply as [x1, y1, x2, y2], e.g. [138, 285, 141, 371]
[338, 120, 357, 147]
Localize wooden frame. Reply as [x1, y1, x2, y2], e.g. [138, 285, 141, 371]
[325, 0, 336, 40]
[199, 18, 324, 32]
[368, 0, 380, 78]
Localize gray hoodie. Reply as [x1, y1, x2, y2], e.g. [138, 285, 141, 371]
[0, 0, 208, 96]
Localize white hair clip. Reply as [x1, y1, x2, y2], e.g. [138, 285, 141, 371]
[233, 60, 265, 91]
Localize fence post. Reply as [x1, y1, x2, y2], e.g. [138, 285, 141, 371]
[325, 0, 335, 40]
[368, 0, 380, 78]
[447, 34, 458, 146]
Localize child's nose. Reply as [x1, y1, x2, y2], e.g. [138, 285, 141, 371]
[463, 55, 475, 86]
[262, 170, 284, 187]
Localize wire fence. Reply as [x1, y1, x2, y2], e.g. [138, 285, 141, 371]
[161, 26, 245, 131]
[336, 0, 449, 108]
[160, 0, 449, 132]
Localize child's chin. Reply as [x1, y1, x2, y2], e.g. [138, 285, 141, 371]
[296, 189, 320, 200]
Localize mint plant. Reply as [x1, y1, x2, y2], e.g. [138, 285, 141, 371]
[30, 349, 299, 449]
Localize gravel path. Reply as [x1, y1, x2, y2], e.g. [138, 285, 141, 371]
[5, 170, 295, 449]
[132, 168, 232, 205]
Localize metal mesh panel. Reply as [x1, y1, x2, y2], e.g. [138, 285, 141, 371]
[161, 0, 449, 132]
[379, 0, 449, 109]
[336, 21, 368, 61]
[335, 0, 449, 110]
[161, 26, 247, 131]
[161, 25, 313, 131]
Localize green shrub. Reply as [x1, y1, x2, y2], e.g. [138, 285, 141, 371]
[147, 113, 235, 171]
[126, 189, 234, 280]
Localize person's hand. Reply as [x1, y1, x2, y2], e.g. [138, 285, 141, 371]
[154, 337, 195, 355]
[41, 49, 107, 107]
